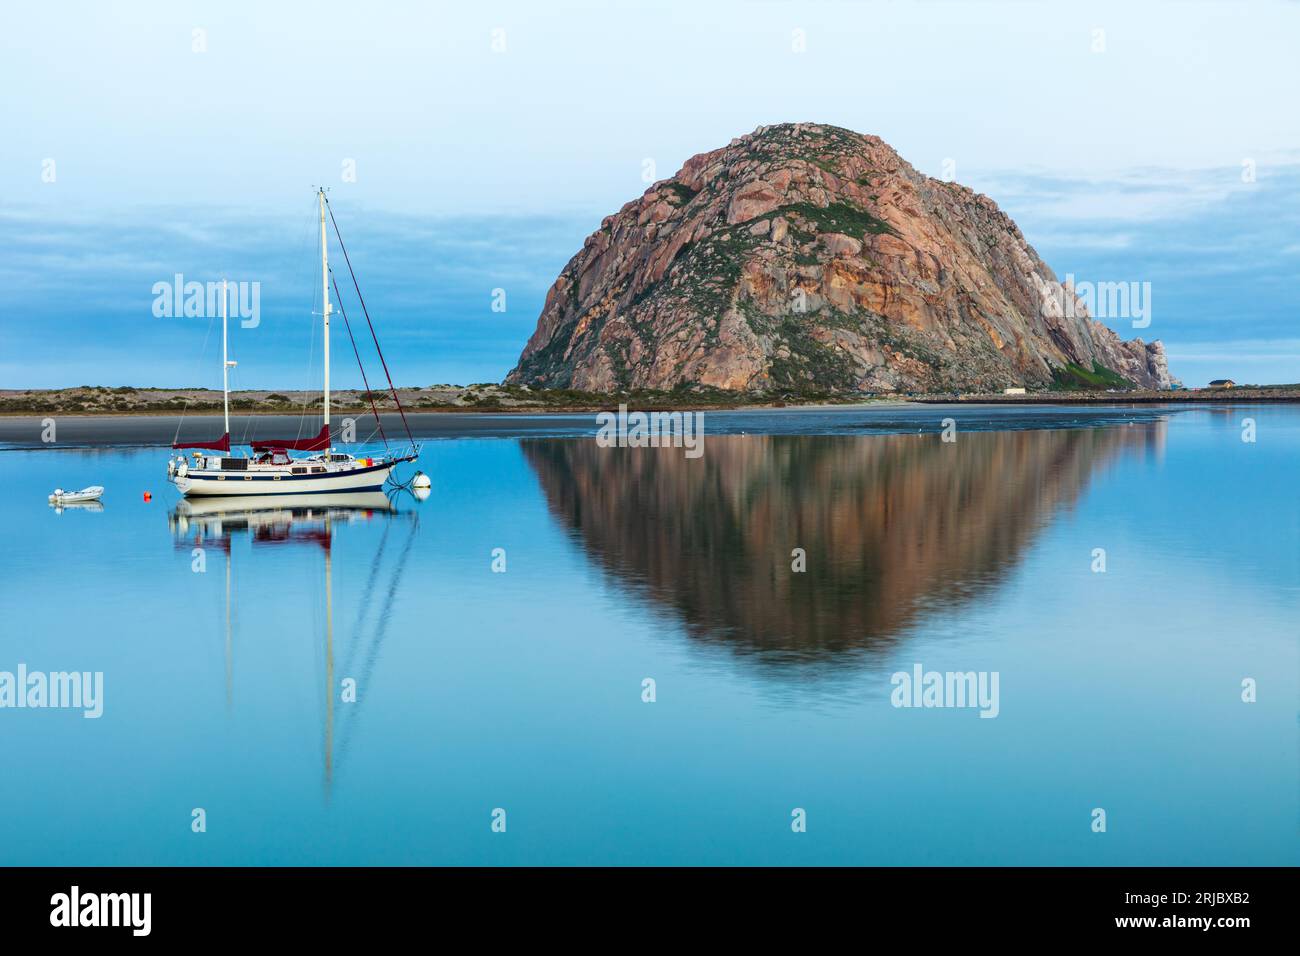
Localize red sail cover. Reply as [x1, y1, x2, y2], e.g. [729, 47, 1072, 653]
[251, 424, 331, 452]
[172, 432, 230, 452]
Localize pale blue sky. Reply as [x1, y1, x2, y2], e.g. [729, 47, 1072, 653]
[3, 0, 1298, 387]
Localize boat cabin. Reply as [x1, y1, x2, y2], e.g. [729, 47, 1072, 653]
[183, 449, 360, 474]
[254, 448, 293, 467]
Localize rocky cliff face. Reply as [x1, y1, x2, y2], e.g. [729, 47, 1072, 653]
[508, 123, 1175, 393]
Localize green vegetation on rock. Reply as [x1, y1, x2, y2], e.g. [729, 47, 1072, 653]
[779, 201, 899, 239]
[1050, 361, 1133, 391]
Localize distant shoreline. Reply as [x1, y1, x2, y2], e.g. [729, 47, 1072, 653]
[3, 383, 1298, 419]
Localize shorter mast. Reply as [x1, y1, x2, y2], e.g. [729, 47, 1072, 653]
[221, 277, 230, 438]
[170, 278, 234, 454]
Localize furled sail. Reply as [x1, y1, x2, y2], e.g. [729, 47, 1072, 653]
[250, 424, 331, 452]
[173, 433, 231, 452]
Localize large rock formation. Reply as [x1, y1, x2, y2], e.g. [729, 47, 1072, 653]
[508, 123, 1175, 393]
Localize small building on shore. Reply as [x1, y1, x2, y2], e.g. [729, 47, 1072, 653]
[1208, 379, 1236, 389]
[1003, 387, 1027, 395]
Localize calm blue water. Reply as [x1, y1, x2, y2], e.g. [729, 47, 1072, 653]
[0, 404, 1295, 865]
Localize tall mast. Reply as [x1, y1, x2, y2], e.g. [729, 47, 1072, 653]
[221, 277, 230, 437]
[319, 188, 331, 453]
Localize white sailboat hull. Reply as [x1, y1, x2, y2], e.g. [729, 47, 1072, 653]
[173, 461, 398, 497]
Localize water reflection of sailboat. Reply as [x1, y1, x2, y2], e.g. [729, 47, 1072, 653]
[170, 491, 395, 537]
[524, 425, 1164, 669]
[168, 492, 417, 792]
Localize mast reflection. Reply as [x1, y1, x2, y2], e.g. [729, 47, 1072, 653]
[168, 492, 417, 794]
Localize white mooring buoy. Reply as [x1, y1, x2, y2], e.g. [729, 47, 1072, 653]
[411, 471, 432, 501]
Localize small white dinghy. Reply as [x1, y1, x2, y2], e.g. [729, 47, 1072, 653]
[48, 486, 104, 505]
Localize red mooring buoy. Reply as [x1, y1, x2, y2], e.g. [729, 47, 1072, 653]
[142, 491, 152, 502]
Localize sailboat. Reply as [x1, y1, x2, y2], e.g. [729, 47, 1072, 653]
[168, 189, 419, 497]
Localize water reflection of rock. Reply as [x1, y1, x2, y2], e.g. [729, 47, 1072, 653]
[524, 425, 1163, 665]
